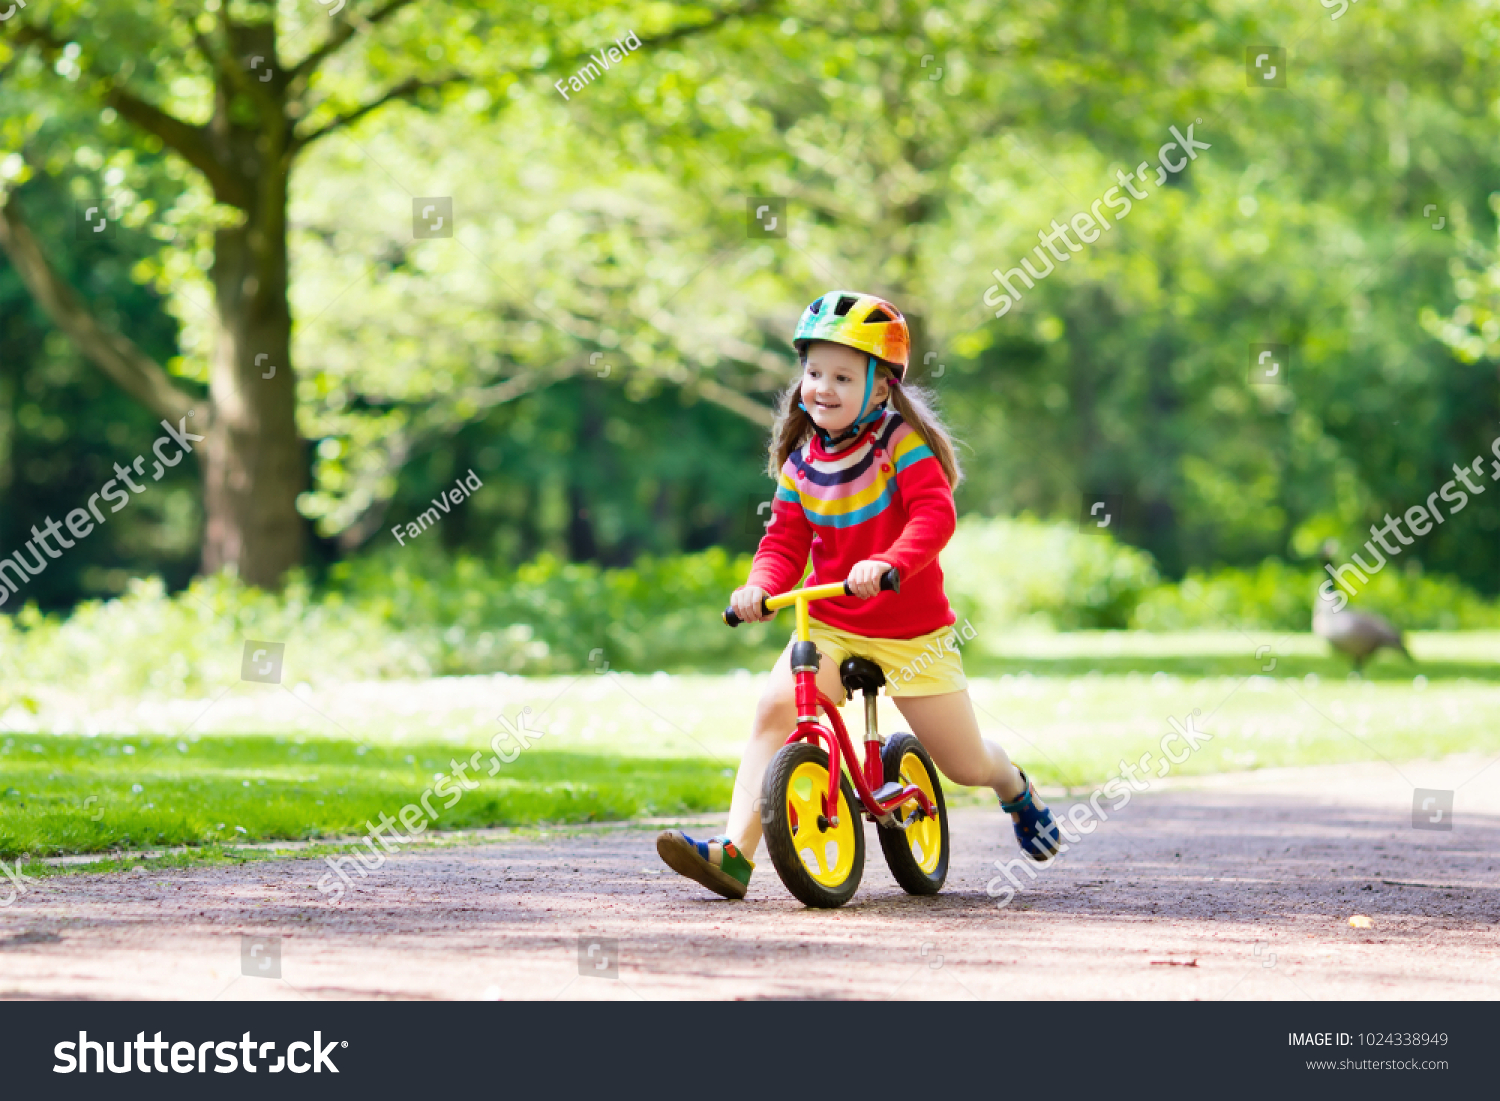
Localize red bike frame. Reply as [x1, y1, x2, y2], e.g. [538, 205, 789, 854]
[789, 670, 936, 827]
[724, 570, 937, 827]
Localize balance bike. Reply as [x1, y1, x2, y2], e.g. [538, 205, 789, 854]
[723, 568, 949, 908]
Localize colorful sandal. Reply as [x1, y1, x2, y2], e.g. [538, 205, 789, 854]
[656, 830, 754, 900]
[1000, 769, 1062, 861]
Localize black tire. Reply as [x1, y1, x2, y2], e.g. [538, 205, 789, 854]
[760, 741, 865, 908]
[876, 733, 949, 896]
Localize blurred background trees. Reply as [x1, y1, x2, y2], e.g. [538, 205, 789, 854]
[3, 0, 1499, 611]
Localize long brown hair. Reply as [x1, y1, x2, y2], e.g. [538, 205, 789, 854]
[767, 354, 963, 488]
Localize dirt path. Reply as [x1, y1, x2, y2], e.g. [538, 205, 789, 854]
[2, 759, 1497, 1000]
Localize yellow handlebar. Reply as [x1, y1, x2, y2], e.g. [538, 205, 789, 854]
[721, 567, 901, 632]
[764, 581, 849, 612]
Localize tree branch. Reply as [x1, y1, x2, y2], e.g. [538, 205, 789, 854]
[525, 0, 779, 89]
[691, 379, 775, 426]
[614, 0, 775, 57]
[10, 21, 252, 207]
[100, 87, 251, 207]
[289, 0, 423, 84]
[0, 191, 199, 425]
[290, 0, 776, 152]
[201, 6, 280, 121]
[333, 358, 588, 550]
[291, 73, 466, 152]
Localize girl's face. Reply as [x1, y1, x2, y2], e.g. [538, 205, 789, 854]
[800, 341, 890, 436]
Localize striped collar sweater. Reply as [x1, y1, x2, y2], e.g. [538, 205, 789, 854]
[747, 408, 957, 639]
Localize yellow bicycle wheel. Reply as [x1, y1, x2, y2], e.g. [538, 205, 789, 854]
[761, 741, 865, 908]
[876, 733, 949, 895]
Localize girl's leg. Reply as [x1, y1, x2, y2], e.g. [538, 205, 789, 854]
[890, 689, 1045, 812]
[724, 638, 847, 860]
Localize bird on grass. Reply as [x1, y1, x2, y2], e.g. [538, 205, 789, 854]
[1313, 542, 1412, 672]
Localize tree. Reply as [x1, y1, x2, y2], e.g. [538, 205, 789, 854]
[0, 0, 765, 586]
[609, 0, 1500, 582]
[0, 156, 202, 606]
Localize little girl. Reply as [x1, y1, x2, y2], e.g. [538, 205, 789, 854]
[657, 290, 1062, 900]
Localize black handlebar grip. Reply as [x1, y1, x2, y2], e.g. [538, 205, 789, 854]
[723, 596, 772, 628]
[726, 572, 898, 626]
[841, 566, 903, 597]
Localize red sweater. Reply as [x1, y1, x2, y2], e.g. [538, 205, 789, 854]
[747, 409, 957, 638]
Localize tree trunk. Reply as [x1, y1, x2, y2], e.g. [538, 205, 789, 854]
[201, 223, 303, 585]
[192, 18, 304, 588]
[200, 120, 304, 586]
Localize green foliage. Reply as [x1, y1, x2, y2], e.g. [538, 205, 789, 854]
[367, 377, 775, 570]
[1132, 559, 1314, 631]
[10, 519, 1500, 699]
[329, 541, 780, 675]
[0, 517, 1163, 696]
[0, 155, 201, 607]
[943, 516, 1160, 630]
[0, 574, 432, 695]
[1424, 177, 1500, 367]
[0, 544, 783, 695]
[1134, 559, 1500, 631]
[8, 0, 1500, 605]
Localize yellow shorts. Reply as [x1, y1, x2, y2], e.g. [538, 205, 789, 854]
[799, 619, 969, 698]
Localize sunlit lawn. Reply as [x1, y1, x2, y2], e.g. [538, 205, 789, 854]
[0, 736, 734, 860]
[3, 631, 1498, 859]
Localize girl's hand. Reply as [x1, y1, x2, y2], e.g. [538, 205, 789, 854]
[846, 559, 893, 600]
[731, 585, 770, 623]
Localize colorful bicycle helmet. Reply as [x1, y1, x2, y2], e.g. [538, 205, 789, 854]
[792, 291, 911, 442]
[792, 291, 911, 378]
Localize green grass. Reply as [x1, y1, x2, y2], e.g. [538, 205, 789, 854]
[961, 631, 1500, 787]
[4, 631, 1498, 861]
[0, 735, 732, 860]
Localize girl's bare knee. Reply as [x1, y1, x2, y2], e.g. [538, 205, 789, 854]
[752, 695, 795, 743]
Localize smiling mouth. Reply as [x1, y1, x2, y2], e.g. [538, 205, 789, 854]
[813, 400, 840, 412]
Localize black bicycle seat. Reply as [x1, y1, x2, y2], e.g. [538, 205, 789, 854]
[839, 656, 886, 698]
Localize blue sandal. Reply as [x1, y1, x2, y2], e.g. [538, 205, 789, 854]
[1001, 769, 1062, 861]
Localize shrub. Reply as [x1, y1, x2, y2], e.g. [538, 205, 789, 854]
[327, 542, 780, 674]
[942, 515, 1160, 630]
[1133, 559, 1500, 631]
[6, 517, 1500, 697]
[1131, 559, 1314, 630]
[0, 544, 784, 695]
